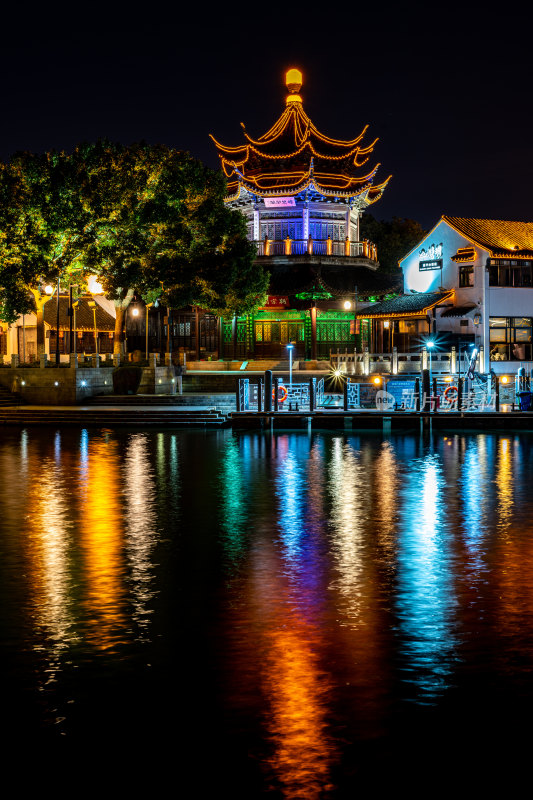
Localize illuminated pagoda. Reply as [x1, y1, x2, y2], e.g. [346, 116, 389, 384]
[211, 68, 398, 360]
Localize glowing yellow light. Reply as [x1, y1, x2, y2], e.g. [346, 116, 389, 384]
[285, 68, 303, 93]
[383, 320, 390, 329]
[373, 376, 382, 385]
[44, 284, 53, 295]
[87, 275, 104, 294]
[444, 376, 453, 383]
[333, 369, 342, 378]
[344, 300, 352, 310]
[501, 376, 509, 384]
[132, 308, 140, 317]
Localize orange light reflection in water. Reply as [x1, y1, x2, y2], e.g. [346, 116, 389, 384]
[256, 436, 336, 799]
[262, 620, 335, 799]
[78, 435, 126, 651]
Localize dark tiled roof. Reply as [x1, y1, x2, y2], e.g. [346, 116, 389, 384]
[451, 247, 477, 263]
[357, 291, 452, 318]
[440, 304, 477, 318]
[43, 297, 115, 331]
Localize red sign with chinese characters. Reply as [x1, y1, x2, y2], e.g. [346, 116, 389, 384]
[263, 296, 290, 309]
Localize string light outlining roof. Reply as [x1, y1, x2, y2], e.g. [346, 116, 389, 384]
[210, 69, 391, 202]
[443, 216, 533, 258]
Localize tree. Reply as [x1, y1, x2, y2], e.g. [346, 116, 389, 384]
[0, 151, 90, 353]
[360, 214, 427, 273]
[77, 142, 266, 350]
[0, 141, 268, 354]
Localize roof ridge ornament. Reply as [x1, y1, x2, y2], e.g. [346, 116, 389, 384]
[286, 68, 302, 93]
[285, 68, 303, 104]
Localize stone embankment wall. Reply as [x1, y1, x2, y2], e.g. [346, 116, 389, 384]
[0, 354, 176, 404]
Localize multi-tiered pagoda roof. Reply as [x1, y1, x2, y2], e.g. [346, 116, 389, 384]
[211, 69, 391, 203]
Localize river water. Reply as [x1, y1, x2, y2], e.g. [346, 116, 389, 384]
[1, 426, 532, 793]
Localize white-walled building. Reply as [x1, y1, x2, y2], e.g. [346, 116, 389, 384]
[360, 216, 533, 374]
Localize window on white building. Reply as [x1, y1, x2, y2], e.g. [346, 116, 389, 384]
[489, 317, 532, 360]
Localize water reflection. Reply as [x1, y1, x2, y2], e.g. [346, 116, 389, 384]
[123, 433, 158, 639]
[396, 454, 457, 702]
[78, 434, 127, 651]
[219, 436, 248, 570]
[327, 438, 367, 627]
[4, 428, 533, 790]
[24, 434, 77, 682]
[496, 437, 514, 531]
[258, 435, 337, 796]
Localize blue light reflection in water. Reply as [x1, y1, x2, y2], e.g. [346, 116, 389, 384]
[396, 452, 458, 703]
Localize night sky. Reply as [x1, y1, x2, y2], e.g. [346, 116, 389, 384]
[1, 5, 531, 229]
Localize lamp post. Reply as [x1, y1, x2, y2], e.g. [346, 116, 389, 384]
[145, 301, 158, 360]
[43, 280, 62, 364]
[427, 339, 435, 411]
[72, 299, 82, 356]
[87, 300, 98, 356]
[287, 342, 294, 388]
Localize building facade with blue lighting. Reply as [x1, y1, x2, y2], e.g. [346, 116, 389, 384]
[363, 216, 533, 374]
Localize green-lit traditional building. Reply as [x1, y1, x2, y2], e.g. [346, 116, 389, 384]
[209, 68, 399, 361]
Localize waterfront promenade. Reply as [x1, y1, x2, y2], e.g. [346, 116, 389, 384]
[2, 402, 533, 431]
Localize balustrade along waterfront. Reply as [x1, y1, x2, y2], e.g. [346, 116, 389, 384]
[1, 426, 533, 793]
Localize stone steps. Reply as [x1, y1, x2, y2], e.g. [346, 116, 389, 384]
[245, 361, 291, 371]
[0, 385, 21, 406]
[90, 393, 234, 407]
[0, 408, 229, 427]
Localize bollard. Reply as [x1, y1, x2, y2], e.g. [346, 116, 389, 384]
[235, 378, 241, 412]
[273, 377, 279, 412]
[495, 376, 500, 413]
[343, 377, 349, 411]
[392, 346, 398, 375]
[414, 377, 420, 411]
[264, 370, 272, 413]
[309, 377, 316, 412]
[422, 369, 430, 412]
[257, 377, 263, 413]
[458, 377, 463, 411]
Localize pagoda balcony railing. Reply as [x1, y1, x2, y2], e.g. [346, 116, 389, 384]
[256, 236, 378, 261]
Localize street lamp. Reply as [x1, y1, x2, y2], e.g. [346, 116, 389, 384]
[87, 299, 98, 356]
[72, 299, 83, 356]
[427, 339, 435, 383]
[426, 340, 435, 411]
[125, 302, 140, 356]
[145, 300, 159, 359]
[287, 342, 295, 388]
[44, 277, 61, 364]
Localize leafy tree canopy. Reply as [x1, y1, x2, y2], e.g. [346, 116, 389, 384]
[360, 214, 427, 273]
[0, 142, 268, 334]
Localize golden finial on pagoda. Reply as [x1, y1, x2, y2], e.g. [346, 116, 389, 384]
[285, 68, 303, 94]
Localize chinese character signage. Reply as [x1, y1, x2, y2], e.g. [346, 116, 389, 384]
[263, 197, 296, 208]
[264, 296, 289, 308]
[419, 242, 443, 271]
[419, 259, 442, 271]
